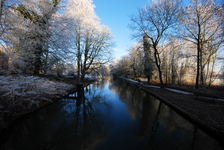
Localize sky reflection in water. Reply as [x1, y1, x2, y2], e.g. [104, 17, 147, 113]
[0, 77, 222, 150]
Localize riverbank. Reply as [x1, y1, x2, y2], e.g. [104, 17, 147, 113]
[0, 75, 91, 130]
[119, 77, 224, 146]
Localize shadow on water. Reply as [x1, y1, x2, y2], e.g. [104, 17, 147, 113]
[0, 80, 113, 150]
[106, 78, 223, 150]
[0, 77, 223, 150]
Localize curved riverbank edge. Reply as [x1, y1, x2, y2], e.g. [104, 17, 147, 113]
[11, 84, 90, 119]
[10, 88, 77, 120]
[1, 82, 90, 131]
[119, 77, 224, 148]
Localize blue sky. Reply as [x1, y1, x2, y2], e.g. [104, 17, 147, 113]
[93, 0, 191, 60]
[93, 0, 149, 59]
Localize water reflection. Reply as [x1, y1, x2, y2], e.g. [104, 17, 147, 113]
[0, 77, 223, 150]
[0, 82, 112, 150]
[107, 78, 222, 150]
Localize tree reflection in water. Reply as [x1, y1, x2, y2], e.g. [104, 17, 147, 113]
[1, 82, 112, 150]
[108, 78, 222, 150]
[0, 77, 223, 150]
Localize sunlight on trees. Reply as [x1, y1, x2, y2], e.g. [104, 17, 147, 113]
[128, 0, 182, 88]
[63, 0, 114, 81]
[115, 0, 224, 88]
[0, 0, 114, 80]
[179, 0, 223, 88]
[0, 0, 223, 89]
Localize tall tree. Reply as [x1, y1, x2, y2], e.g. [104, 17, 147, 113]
[65, 0, 97, 82]
[7, 0, 62, 75]
[129, 0, 182, 88]
[80, 24, 114, 81]
[180, 0, 223, 88]
[143, 35, 154, 84]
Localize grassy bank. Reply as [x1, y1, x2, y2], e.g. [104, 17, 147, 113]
[0, 75, 75, 130]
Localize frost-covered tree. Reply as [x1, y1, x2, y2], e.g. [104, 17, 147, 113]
[64, 0, 97, 81]
[115, 56, 131, 77]
[129, 0, 182, 88]
[0, 0, 20, 38]
[94, 64, 110, 77]
[1, 0, 66, 75]
[81, 24, 114, 81]
[165, 37, 184, 85]
[143, 35, 154, 83]
[180, 0, 223, 88]
[64, 0, 114, 81]
[128, 42, 144, 78]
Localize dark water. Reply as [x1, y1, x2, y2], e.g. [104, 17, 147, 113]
[0, 78, 223, 150]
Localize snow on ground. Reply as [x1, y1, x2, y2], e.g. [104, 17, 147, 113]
[0, 75, 73, 113]
[122, 77, 224, 101]
[165, 88, 194, 95]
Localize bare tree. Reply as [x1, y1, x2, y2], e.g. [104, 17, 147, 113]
[129, 0, 182, 88]
[128, 42, 144, 79]
[179, 0, 223, 88]
[80, 24, 114, 81]
[64, 0, 97, 82]
[64, 0, 114, 82]
[115, 56, 131, 77]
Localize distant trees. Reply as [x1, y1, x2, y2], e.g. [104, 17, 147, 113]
[114, 0, 224, 88]
[128, 42, 144, 78]
[110, 39, 155, 81]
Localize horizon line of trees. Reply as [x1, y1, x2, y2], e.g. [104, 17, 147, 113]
[110, 0, 224, 89]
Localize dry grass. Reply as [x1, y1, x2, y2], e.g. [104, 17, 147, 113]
[0, 75, 74, 130]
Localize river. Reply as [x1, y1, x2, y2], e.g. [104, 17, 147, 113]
[0, 77, 222, 150]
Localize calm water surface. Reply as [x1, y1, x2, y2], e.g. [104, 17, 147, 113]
[0, 78, 223, 150]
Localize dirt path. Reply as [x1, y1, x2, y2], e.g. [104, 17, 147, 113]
[142, 84, 224, 131]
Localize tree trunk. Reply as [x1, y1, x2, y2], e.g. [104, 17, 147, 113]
[77, 54, 80, 82]
[133, 68, 136, 79]
[153, 45, 164, 88]
[165, 59, 168, 85]
[43, 47, 49, 74]
[172, 67, 175, 85]
[34, 48, 42, 76]
[171, 50, 175, 85]
[81, 72, 85, 82]
[208, 56, 216, 87]
[196, 43, 200, 89]
[158, 66, 164, 88]
[77, 26, 81, 82]
[200, 43, 204, 87]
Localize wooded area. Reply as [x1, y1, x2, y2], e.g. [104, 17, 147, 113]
[0, 0, 223, 88]
[111, 0, 224, 89]
[0, 0, 113, 80]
